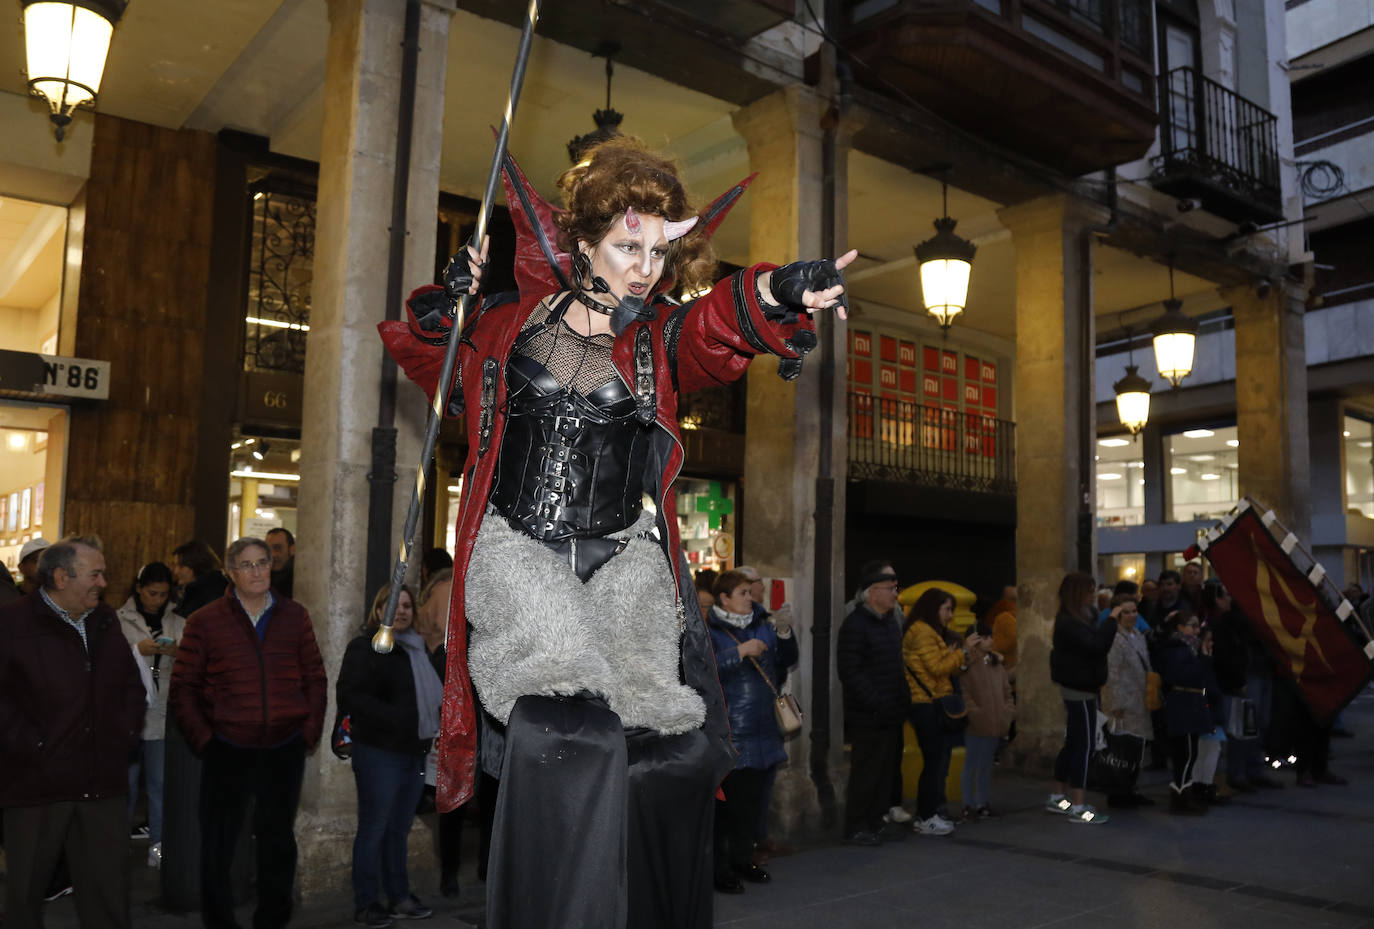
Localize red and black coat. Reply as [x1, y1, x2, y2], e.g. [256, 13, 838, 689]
[169, 589, 328, 752]
[0, 591, 146, 807]
[380, 265, 814, 809]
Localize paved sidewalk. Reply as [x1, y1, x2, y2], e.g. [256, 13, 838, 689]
[21, 691, 1374, 928]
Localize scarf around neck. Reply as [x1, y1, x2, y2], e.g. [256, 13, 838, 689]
[711, 605, 753, 630]
[396, 628, 443, 740]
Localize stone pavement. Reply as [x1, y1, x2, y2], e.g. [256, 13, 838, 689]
[22, 691, 1374, 928]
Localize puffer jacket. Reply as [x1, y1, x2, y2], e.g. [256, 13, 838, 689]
[837, 603, 910, 734]
[117, 597, 186, 740]
[1050, 609, 1117, 693]
[1101, 626, 1153, 739]
[0, 591, 146, 807]
[902, 620, 964, 703]
[707, 610, 799, 770]
[169, 588, 327, 751]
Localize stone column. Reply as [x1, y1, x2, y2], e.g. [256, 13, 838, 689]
[1224, 281, 1311, 541]
[730, 85, 855, 835]
[997, 194, 1107, 770]
[294, 0, 455, 899]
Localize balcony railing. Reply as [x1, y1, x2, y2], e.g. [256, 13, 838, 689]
[1153, 67, 1281, 219]
[847, 393, 1016, 495]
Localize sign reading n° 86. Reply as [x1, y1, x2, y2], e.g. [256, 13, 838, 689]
[40, 354, 111, 400]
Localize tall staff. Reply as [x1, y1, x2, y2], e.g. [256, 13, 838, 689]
[373, 0, 542, 653]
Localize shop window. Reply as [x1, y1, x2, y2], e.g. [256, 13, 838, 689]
[1097, 553, 1145, 586]
[1346, 415, 1374, 519]
[676, 478, 736, 576]
[1165, 424, 1238, 522]
[0, 406, 67, 577]
[1096, 435, 1145, 526]
[243, 187, 315, 375]
[0, 198, 67, 355]
[226, 430, 300, 551]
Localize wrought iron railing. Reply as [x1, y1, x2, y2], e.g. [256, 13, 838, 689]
[1155, 67, 1281, 208]
[243, 189, 316, 375]
[847, 393, 1016, 495]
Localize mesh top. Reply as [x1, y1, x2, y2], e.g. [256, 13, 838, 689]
[515, 318, 618, 395]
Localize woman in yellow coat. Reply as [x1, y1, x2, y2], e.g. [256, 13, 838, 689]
[903, 588, 988, 835]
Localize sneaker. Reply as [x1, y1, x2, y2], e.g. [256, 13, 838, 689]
[883, 805, 913, 824]
[354, 903, 393, 927]
[976, 805, 997, 819]
[931, 813, 957, 830]
[43, 885, 73, 903]
[1045, 794, 1072, 814]
[147, 842, 162, 869]
[1066, 804, 1108, 824]
[388, 894, 433, 920]
[913, 815, 954, 836]
[130, 823, 150, 841]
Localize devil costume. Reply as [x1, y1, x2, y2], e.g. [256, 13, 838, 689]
[380, 158, 823, 929]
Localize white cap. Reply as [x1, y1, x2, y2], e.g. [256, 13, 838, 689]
[19, 537, 51, 563]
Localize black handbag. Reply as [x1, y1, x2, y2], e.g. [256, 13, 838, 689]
[906, 662, 968, 733]
[1089, 722, 1141, 793]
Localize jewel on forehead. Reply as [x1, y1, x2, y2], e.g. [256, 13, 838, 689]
[624, 207, 642, 235]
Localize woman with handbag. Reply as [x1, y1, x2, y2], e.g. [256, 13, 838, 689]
[1047, 572, 1117, 825]
[706, 570, 799, 894]
[1099, 594, 1153, 809]
[903, 588, 984, 836]
[337, 584, 445, 925]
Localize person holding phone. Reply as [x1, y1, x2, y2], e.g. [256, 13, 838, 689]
[117, 561, 186, 868]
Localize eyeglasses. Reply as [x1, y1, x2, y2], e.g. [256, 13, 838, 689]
[233, 559, 271, 573]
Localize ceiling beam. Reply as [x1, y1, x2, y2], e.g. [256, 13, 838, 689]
[0, 204, 65, 304]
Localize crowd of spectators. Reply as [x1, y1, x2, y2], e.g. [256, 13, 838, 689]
[0, 534, 1361, 925]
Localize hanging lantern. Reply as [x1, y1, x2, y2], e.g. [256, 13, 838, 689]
[1113, 364, 1152, 435]
[1151, 297, 1197, 388]
[22, 0, 126, 141]
[915, 173, 976, 331]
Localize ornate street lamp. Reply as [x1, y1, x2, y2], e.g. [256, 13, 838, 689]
[1151, 258, 1197, 388]
[22, 0, 126, 141]
[915, 173, 976, 331]
[1113, 326, 1152, 435]
[567, 41, 624, 165]
[1114, 367, 1152, 435]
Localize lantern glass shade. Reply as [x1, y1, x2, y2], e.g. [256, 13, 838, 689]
[919, 257, 971, 328]
[915, 216, 976, 330]
[1151, 298, 1197, 388]
[24, 2, 116, 127]
[1113, 365, 1152, 435]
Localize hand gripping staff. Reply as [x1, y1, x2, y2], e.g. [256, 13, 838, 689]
[372, 0, 542, 653]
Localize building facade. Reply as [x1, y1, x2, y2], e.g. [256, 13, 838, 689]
[0, 0, 1332, 895]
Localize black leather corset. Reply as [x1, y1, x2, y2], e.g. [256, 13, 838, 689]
[490, 324, 652, 542]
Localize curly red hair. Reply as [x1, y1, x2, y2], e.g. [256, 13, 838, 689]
[555, 137, 717, 294]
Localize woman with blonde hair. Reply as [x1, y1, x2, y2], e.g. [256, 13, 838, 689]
[337, 583, 444, 926]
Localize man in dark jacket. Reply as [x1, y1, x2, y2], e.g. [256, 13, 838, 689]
[836, 564, 910, 845]
[0, 535, 146, 929]
[169, 537, 327, 929]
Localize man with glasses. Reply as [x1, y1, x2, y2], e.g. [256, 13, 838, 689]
[170, 537, 327, 929]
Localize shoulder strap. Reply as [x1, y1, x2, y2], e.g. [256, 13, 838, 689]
[720, 624, 781, 697]
[904, 661, 937, 699]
